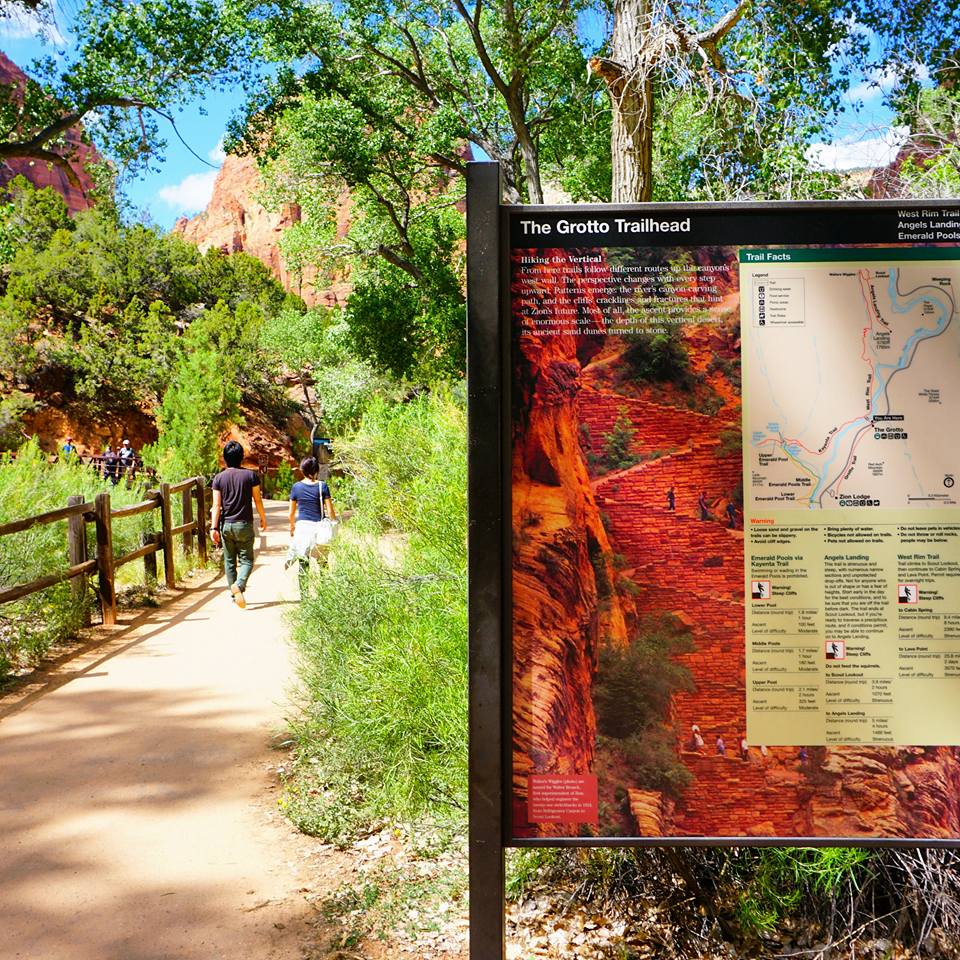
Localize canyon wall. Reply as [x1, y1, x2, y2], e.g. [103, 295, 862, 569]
[174, 154, 350, 309]
[511, 249, 634, 837]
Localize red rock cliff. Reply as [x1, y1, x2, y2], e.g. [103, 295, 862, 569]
[511, 248, 634, 837]
[173, 153, 350, 308]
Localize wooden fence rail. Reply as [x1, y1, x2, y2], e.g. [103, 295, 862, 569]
[0, 477, 208, 626]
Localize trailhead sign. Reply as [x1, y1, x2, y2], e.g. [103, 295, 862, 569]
[489, 197, 960, 844]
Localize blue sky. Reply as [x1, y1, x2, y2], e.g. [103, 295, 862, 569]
[1, 4, 909, 231]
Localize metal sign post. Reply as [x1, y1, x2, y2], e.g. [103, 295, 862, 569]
[467, 161, 507, 960]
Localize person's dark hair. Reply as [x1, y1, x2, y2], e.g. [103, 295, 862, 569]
[223, 441, 244, 468]
[300, 456, 319, 479]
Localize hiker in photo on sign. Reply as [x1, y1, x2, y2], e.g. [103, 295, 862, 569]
[210, 441, 268, 609]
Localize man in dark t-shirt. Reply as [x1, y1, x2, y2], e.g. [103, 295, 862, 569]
[210, 441, 268, 608]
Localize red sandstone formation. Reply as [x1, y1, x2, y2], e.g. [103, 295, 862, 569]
[24, 399, 305, 471]
[0, 53, 100, 214]
[516, 246, 960, 840]
[867, 136, 954, 199]
[23, 405, 157, 460]
[511, 248, 635, 838]
[174, 153, 351, 308]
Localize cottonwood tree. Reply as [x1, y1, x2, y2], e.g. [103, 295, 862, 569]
[239, 0, 599, 203]
[589, 0, 960, 202]
[230, 0, 606, 377]
[0, 0, 254, 190]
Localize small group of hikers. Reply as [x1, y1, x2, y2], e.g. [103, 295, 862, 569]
[666, 485, 739, 529]
[60, 436, 139, 483]
[689, 725, 809, 767]
[101, 439, 138, 483]
[689, 724, 756, 762]
[209, 440, 336, 608]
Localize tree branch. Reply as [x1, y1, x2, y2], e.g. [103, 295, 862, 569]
[2, 96, 150, 157]
[378, 243, 424, 281]
[394, 20, 437, 104]
[519, 0, 570, 63]
[451, 0, 511, 102]
[361, 38, 439, 106]
[2, 146, 83, 191]
[695, 0, 750, 49]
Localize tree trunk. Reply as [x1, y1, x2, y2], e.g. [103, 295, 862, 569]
[608, 0, 655, 203]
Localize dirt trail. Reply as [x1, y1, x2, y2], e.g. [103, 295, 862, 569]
[0, 499, 325, 960]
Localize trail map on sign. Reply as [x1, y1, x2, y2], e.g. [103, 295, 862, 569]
[743, 254, 959, 511]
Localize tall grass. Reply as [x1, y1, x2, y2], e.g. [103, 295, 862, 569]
[0, 439, 186, 679]
[284, 393, 467, 841]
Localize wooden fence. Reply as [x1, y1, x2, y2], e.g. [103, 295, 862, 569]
[0, 477, 208, 627]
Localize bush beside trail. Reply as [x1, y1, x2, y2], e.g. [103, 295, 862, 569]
[283, 392, 467, 842]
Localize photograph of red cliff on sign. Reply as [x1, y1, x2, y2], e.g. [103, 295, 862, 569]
[509, 209, 960, 842]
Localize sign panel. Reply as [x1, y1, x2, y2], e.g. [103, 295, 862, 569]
[508, 202, 960, 841]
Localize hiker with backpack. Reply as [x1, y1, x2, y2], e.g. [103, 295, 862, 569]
[286, 456, 337, 594]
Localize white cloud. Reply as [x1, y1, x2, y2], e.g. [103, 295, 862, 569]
[846, 65, 899, 104]
[157, 169, 220, 215]
[157, 140, 226, 215]
[0, 3, 65, 43]
[846, 62, 931, 104]
[807, 126, 909, 171]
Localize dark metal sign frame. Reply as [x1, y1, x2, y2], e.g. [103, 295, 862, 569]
[466, 160, 960, 959]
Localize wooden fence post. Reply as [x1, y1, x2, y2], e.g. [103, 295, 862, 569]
[67, 494, 91, 626]
[94, 492, 116, 627]
[195, 478, 208, 563]
[160, 482, 176, 589]
[181, 484, 195, 557]
[142, 531, 158, 585]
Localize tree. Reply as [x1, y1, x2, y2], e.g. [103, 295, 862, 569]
[260, 307, 389, 435]
[238, 0, 602, 204]
[0, 0, 255, 188]
[0, 176, 71, 265]
[228, 0, 610, 378]
[879, 80, 960, 198]
[142, 344, 241, 480]
[0, 185, 301, 416]
[589, 0, 960, 202]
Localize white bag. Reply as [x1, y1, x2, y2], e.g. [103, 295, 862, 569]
[314, 517, 338, 547]
[288, 518, 338, 563]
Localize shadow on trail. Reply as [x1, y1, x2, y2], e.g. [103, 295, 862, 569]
[0, 576, 222, 723]
[0, 686, 303, 960]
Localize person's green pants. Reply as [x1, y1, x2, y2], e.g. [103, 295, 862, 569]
[221, 521, 255, 592]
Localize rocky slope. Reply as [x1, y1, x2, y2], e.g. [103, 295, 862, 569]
[174, 153, 351, 309]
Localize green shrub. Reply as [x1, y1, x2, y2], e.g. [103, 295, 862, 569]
[715, 426, 742, 459]
[0, 390, 38, 452]
[263, 460, 296, 500]
[600, 413, 639, 473]
[730, 847, 874, 936]
[141, 337, 241, 481]
[622, 327, 691, 386]
[284, 392, 466, 840]
[0, 186, 299, 423]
